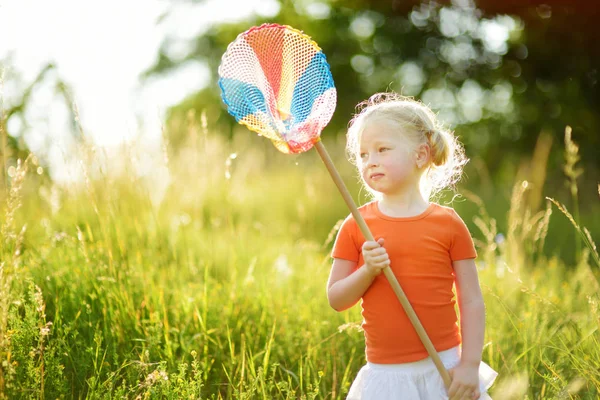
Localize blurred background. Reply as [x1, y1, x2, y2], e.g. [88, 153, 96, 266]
[2, 0, 598, 262]
[2, 1, 600, 398]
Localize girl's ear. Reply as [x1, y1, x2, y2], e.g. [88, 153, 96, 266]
[415, 143, 430, 168]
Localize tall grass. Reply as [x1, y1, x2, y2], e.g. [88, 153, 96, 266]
[0, 117, 598, 399]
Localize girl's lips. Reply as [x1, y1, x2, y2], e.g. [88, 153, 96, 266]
[370, 173, 384, 180]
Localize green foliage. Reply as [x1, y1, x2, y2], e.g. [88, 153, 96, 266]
[4, 282, 70, 399]
[0, 125, 599, 398]
[147, 0, 599, 199]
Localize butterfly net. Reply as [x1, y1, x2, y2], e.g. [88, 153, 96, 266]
[218, 24, 337, 154]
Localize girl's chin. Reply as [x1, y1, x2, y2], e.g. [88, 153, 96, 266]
[367, 185, 394, 195]
[368, 179, 392, 189]
[367, 184, 408, 196]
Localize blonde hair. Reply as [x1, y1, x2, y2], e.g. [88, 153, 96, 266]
[346, 92, 468, 200]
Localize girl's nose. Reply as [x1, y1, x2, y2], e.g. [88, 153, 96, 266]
[366, 153, 379, 167]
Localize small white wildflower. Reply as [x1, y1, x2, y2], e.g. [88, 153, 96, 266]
[225, 153, 237, 179]
[40, 322, 53, 337]
[34, 285, 45, 314]
[159, 370, 168, 381]
[273, 254, 292, 281]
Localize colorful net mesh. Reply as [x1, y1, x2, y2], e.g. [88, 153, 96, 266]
[218, 23, 337, 154]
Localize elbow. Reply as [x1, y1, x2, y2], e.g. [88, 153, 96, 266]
[327, 290, 348, 312]
[327, 296, 344, 312]
[328, 298, 355, 312]
[330, 302, 347, 312]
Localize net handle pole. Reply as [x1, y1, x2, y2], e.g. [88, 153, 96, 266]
[313, 139, 452, 390]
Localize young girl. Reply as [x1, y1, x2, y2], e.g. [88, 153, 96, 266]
[328, 93, 497, 400]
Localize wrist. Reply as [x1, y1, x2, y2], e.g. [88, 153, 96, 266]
[459, 358, 481, 368]
[361, 264, 379, 280]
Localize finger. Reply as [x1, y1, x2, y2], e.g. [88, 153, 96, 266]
[449, 384, 465, 400]
[362, 241, 381, 250]
[364, 248, 385, 257]
[364, 254, 387, 265]
[472, 390, 480, 399]
[372, 254, 390, 264]
[365, 260, 389, 270]
[361, 242, 376, 251]
[447, 381, 458, 397]
[452, 387, 468, 400]
[372, 263, 390, 271]
[370, 248, 388, 257]
[377, 238, 385, 246]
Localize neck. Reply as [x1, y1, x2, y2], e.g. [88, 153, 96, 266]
[378, 186, 429, 216]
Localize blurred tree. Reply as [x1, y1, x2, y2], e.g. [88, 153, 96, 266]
[0, 64, 53, 188]
[0, 62, 81, 187]
[144, 0, 599, 202]
[471, 0, 599, 190]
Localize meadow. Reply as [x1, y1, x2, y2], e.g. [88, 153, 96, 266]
[0, 117, 599, 399]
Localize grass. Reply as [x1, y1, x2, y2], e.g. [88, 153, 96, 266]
[0, 120, 599, 399]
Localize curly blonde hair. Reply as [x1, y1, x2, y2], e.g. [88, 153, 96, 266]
[346, 92, 468, 200]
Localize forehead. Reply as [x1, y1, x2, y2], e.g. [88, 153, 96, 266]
[359, 119, 402, 145]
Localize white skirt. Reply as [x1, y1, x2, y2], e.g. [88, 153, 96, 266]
[346, 346, 497, 400]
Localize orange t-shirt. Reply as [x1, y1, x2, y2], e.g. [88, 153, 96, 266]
[331, 201, 477, 364]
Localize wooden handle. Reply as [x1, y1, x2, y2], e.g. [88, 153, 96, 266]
[314, 140, 452, 389]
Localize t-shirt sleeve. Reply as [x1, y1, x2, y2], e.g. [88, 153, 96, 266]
[331, 215, 360, 262]
[449, 209, 477, 260]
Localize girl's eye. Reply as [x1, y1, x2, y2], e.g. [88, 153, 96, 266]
[360, 152, 367, 159]
[378, 147, 389, 152]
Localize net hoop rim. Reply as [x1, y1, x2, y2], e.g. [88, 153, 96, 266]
[218, 23, 322, 77]
[218, 23, 335, 154]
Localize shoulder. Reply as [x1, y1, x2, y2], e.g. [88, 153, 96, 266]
[358, 200, 378, 214]
[336, 201, 379, 241]
[429, 203, 469, 227]
[342, 201, 378, 224]
[338, 211, 357, 233]
[431, 203, 459, 219]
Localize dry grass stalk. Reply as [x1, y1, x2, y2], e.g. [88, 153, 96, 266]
[563, 126, 583, 259]
[527, 130, 553, 211]
[0, 154, 32, 395]
[546, 197, 600, 273]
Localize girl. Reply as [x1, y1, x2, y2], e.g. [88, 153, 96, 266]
[328, 93, 497, 400]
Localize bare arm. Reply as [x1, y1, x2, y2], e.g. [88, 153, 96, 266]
[447, 258, 485, 399]
[327, 239, 389, 311]
[454, 258, 485, 366]
[327, 258, 373, 311]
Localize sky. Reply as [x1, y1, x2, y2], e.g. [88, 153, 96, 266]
[0, 0, 512, 182]
[0, 0, 279, 180]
